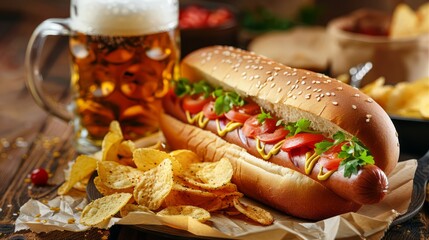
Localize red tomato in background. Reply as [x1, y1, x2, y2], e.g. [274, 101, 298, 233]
[225, 103, 260, 123]
[202, 101, 224, 120]
[182, 95, 212, 114]
[242, 115, 277, 138]
[281, 133, 326, 152]
[258, 127, 289, 144]
[207, 8, 232, 27]
[179, 6, 209, 29]
[179, 5, 233, 29]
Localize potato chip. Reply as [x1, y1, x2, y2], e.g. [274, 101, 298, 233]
[196, 158, 233, 188]
[101, 121, 123, 162]
[133, 159, 174, 210]
[97, 161, 143, 189]
[417, 2, 429, 33]
[170, 149, 201, 169]
[116, 140, 136, 166]
[120, 204, 153, 217]
[58, 155, 97, 195]
[233, 198, 274, 226]
[133, 148, 182, 175]
[390, 3, 419, 38]
[420, 100, 429, 118]
[93, 176, 133, 196]
[80, 192, 132, 226]
[157, 205, 211, 222]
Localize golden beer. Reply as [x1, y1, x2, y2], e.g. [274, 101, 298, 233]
[70, 30, 179, 142]
[69, 0, 179, 147]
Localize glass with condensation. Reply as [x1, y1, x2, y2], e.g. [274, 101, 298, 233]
[26, 0, 180, 153]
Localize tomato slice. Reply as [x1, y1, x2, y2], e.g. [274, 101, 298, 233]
[319, 154, 343, 171]
[182, 95, 212, 114]
[242, 115, 277, 138]
[225, 103, 261, 123]
[202, 101, 224, 120]
[258, 127, 289, 144]
[281, 133, 326, 152]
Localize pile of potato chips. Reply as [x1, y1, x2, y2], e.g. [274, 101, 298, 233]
[361, 77, 429, 119]
[390, 3, 429, 38]
[58, 121, 274, 227]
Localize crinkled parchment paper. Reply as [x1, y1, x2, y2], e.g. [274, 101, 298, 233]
[15, 160, 416, 240]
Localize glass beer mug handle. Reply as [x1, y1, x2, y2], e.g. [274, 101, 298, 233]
[25, 18, 73, 121]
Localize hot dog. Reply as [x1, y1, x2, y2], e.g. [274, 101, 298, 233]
[160, 46, 400, 220]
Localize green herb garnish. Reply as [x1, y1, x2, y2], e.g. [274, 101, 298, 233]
[286, 119, 317, 136]
[314, 131, 374, 178]
[257, 108, 272, 124]
[212, 88, 245, 115]
[174, 78, 193, 97]
[173, 78, 213, 98]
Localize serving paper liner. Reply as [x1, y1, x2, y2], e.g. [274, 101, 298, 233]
[15, 159, 416, 240]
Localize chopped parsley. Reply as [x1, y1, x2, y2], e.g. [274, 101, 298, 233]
[315, 131, 374, 178]
[256, 108, 272, 123]
[173, 78, 244, 115]
[284, 119, 318, 136]
[174, 78, 213, 98]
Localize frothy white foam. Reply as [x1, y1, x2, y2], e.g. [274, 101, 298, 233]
[70, 0, 178, 36]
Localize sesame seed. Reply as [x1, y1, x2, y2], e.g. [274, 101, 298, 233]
[286, 80, 291, 85]
[242, 72, 247, 76]
[270, 82, 276, 88]
[266, 71, 272, 75]
[293, 96, 297, 100]
[297, 91, 302, 95]
[320, 93, 325, 97]
[301, 76, 307, 80]
[354, 93, 360, 97]
[301, 81, 306, 85]
[336, 87, 343, 91]
[305, 94, 311, 99]
[366, 98, 374, 103]
[292, 72, 297, 76]
[317, 89, 322, 93]
[332, 101, 338, 106]
[326, 92, 331, 96]
[249, 76, 254, 81]
[366, 118, 371, 123]
[316, 97, 321, 102]
[254, 75, 260, 79]
[352, 105, 357, 109]
[277, 88, 282, 93]
[267, 76, 274, 81]
[306, 86, 312, 90]
[225, 74, 230, 79]
[273, 72, 278, 76]
[366, 114, 372, 118]
[274, 67, 281, 71]
[331, 92, 336, 96]
[283, 71, 289, 75]
[258, 66, 263, 70]
[245, 65, 250, 69]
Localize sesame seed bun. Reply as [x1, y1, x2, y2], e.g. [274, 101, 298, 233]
[180, 45, 399, 175]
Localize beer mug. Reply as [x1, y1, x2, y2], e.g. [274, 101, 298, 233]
[26, 0, 180, 153]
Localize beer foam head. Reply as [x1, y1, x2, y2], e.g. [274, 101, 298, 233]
[70, 0, 178, 36]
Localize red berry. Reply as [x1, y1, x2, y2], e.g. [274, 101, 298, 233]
[30, 168, 49, 186]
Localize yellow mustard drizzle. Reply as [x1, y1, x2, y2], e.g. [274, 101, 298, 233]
[256, 138, 286, 160]
[304, 152, 320, 175]
[317, 166, 336, 180]
[186, 111, 209, 128]
[215, 119, 243, 137]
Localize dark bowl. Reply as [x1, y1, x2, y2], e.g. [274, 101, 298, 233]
[179, 1, 239, 58]
[390, 115, 429, 157]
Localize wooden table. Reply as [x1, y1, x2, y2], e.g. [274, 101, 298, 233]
[1, 7, 429, 240]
